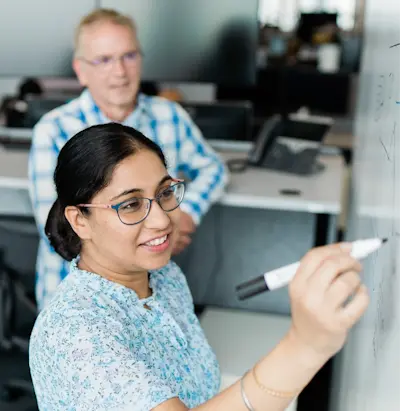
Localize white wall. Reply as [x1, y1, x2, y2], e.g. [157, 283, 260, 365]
[0, 77, 21, 99]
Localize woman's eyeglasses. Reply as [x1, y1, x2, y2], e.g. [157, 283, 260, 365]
[77, 179, 185, 226]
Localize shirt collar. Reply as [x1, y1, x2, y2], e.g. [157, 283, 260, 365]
[79, 88, 153, 126]
[69, 256, 161, 306]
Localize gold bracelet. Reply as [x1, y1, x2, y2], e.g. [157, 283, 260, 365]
[251, 365, 299, 399]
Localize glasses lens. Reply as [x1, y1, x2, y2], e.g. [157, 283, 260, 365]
[117, 198, 150, 225]
[159, 183, 185, 212]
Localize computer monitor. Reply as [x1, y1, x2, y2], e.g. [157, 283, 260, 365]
[296, 12, 338, 44]
[180, 100, 253, 142]
[0, 0, 258, 86]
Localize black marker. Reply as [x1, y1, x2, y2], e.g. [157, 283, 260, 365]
[236, 238, 388, 300]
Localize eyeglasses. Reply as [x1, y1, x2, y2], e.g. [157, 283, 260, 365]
[79, 50, 142, 71]
[77, 179, 185, 226]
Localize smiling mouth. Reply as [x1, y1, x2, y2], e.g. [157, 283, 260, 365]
[140, 234, 171, 253]
[143, 235, 168, 247]
[110, 83, 129, 89]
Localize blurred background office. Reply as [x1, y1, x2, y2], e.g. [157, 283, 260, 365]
[0, 1, 366, 410]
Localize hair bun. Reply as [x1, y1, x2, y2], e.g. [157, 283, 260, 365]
[45, 199, 81, 261]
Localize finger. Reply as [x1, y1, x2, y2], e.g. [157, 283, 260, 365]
[295, 242, 353, 285]
[337, 284, 370, 329]
[180, 220, 196, 234]
[309, 254, 362, 292]
[180, 227, 195, 235]
[180, 212, 196, 233]
[172, 240, 183, 254]
[172, 236, 192, 255]
[172, 243, 184, 255]
[327, 270, 362, 308]
[179, 235, 192, 247]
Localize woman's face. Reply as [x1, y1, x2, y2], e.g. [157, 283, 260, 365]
[81, 150, 181, 274]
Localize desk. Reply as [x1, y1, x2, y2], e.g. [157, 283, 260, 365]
[0, 123, 355, 149]
[220, 151, 342, 214]
[324, 131, 354, 150]
[0, 142, 30, 217]
[0, 126, 32, 145]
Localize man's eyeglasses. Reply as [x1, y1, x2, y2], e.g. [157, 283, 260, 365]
[77, 179, 185, 226]
[79, 50, 142, 70]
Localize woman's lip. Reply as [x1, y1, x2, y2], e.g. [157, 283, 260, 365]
[140, 235, 170, 253]
[140, 233, 171, 246]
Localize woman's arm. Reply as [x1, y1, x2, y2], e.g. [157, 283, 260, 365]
[154, 333, 326, 411]
[152, 242, 369, 411]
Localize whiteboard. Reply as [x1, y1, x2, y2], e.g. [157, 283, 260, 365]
[330, 1, 400, 410]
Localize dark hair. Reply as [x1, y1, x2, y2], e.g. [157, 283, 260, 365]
[45, 123, 167, 261]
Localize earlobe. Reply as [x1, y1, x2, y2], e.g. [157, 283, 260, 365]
[72, 59, 86, 86]
[65, 206, 92, 240]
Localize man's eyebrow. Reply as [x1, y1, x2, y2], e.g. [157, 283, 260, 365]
[109, 175, 172, 202]
[93, 49, 138, 59]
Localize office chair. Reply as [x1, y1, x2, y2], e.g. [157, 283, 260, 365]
[0, 215, 39, 408]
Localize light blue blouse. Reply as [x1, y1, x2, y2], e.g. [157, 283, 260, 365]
[29, 259, 221, 410]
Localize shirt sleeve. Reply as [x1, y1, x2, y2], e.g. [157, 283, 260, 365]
[28, 119, 59, 242]
[173, 103, 229, 225]
[53, 317, 176, 411]
[28, 119, 64, 309]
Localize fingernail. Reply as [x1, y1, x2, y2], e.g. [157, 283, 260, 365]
[340, 242, 352, 252]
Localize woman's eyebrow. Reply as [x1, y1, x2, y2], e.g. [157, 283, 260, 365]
[109, 187, 142, 202]
[109, 175, 172, 201]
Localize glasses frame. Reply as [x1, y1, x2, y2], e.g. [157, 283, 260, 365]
[78, 49, 143, 70]
[77, 178, 185, 226]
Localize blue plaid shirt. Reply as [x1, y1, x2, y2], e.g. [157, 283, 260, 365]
[28, 89, 228, 310]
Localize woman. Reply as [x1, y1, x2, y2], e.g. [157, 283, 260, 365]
[29, 123, 369, 411]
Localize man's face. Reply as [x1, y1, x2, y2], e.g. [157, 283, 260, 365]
[73, 21, 142, 114]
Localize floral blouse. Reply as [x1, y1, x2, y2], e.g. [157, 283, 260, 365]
[29, 258, 221, 410]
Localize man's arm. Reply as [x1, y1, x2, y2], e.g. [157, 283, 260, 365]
[28, 120, 64, 309]
[28, 120, 59, 241]
[174, 103, 229, 225]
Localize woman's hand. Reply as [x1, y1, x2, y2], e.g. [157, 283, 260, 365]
[288, 242, 370, 363]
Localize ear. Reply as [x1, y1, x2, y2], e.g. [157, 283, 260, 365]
[65, 206, 92, 241]
[72, 59, 88, 87]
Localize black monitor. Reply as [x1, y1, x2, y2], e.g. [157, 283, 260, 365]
[180, 100, 253, 142]
[130, 0, 258, 85]
[296, 12, 338, 44]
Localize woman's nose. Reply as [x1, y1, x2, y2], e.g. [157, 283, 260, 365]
[144, 200, 170, 229]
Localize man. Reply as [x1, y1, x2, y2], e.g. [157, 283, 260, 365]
[28, 8, 229, 310]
